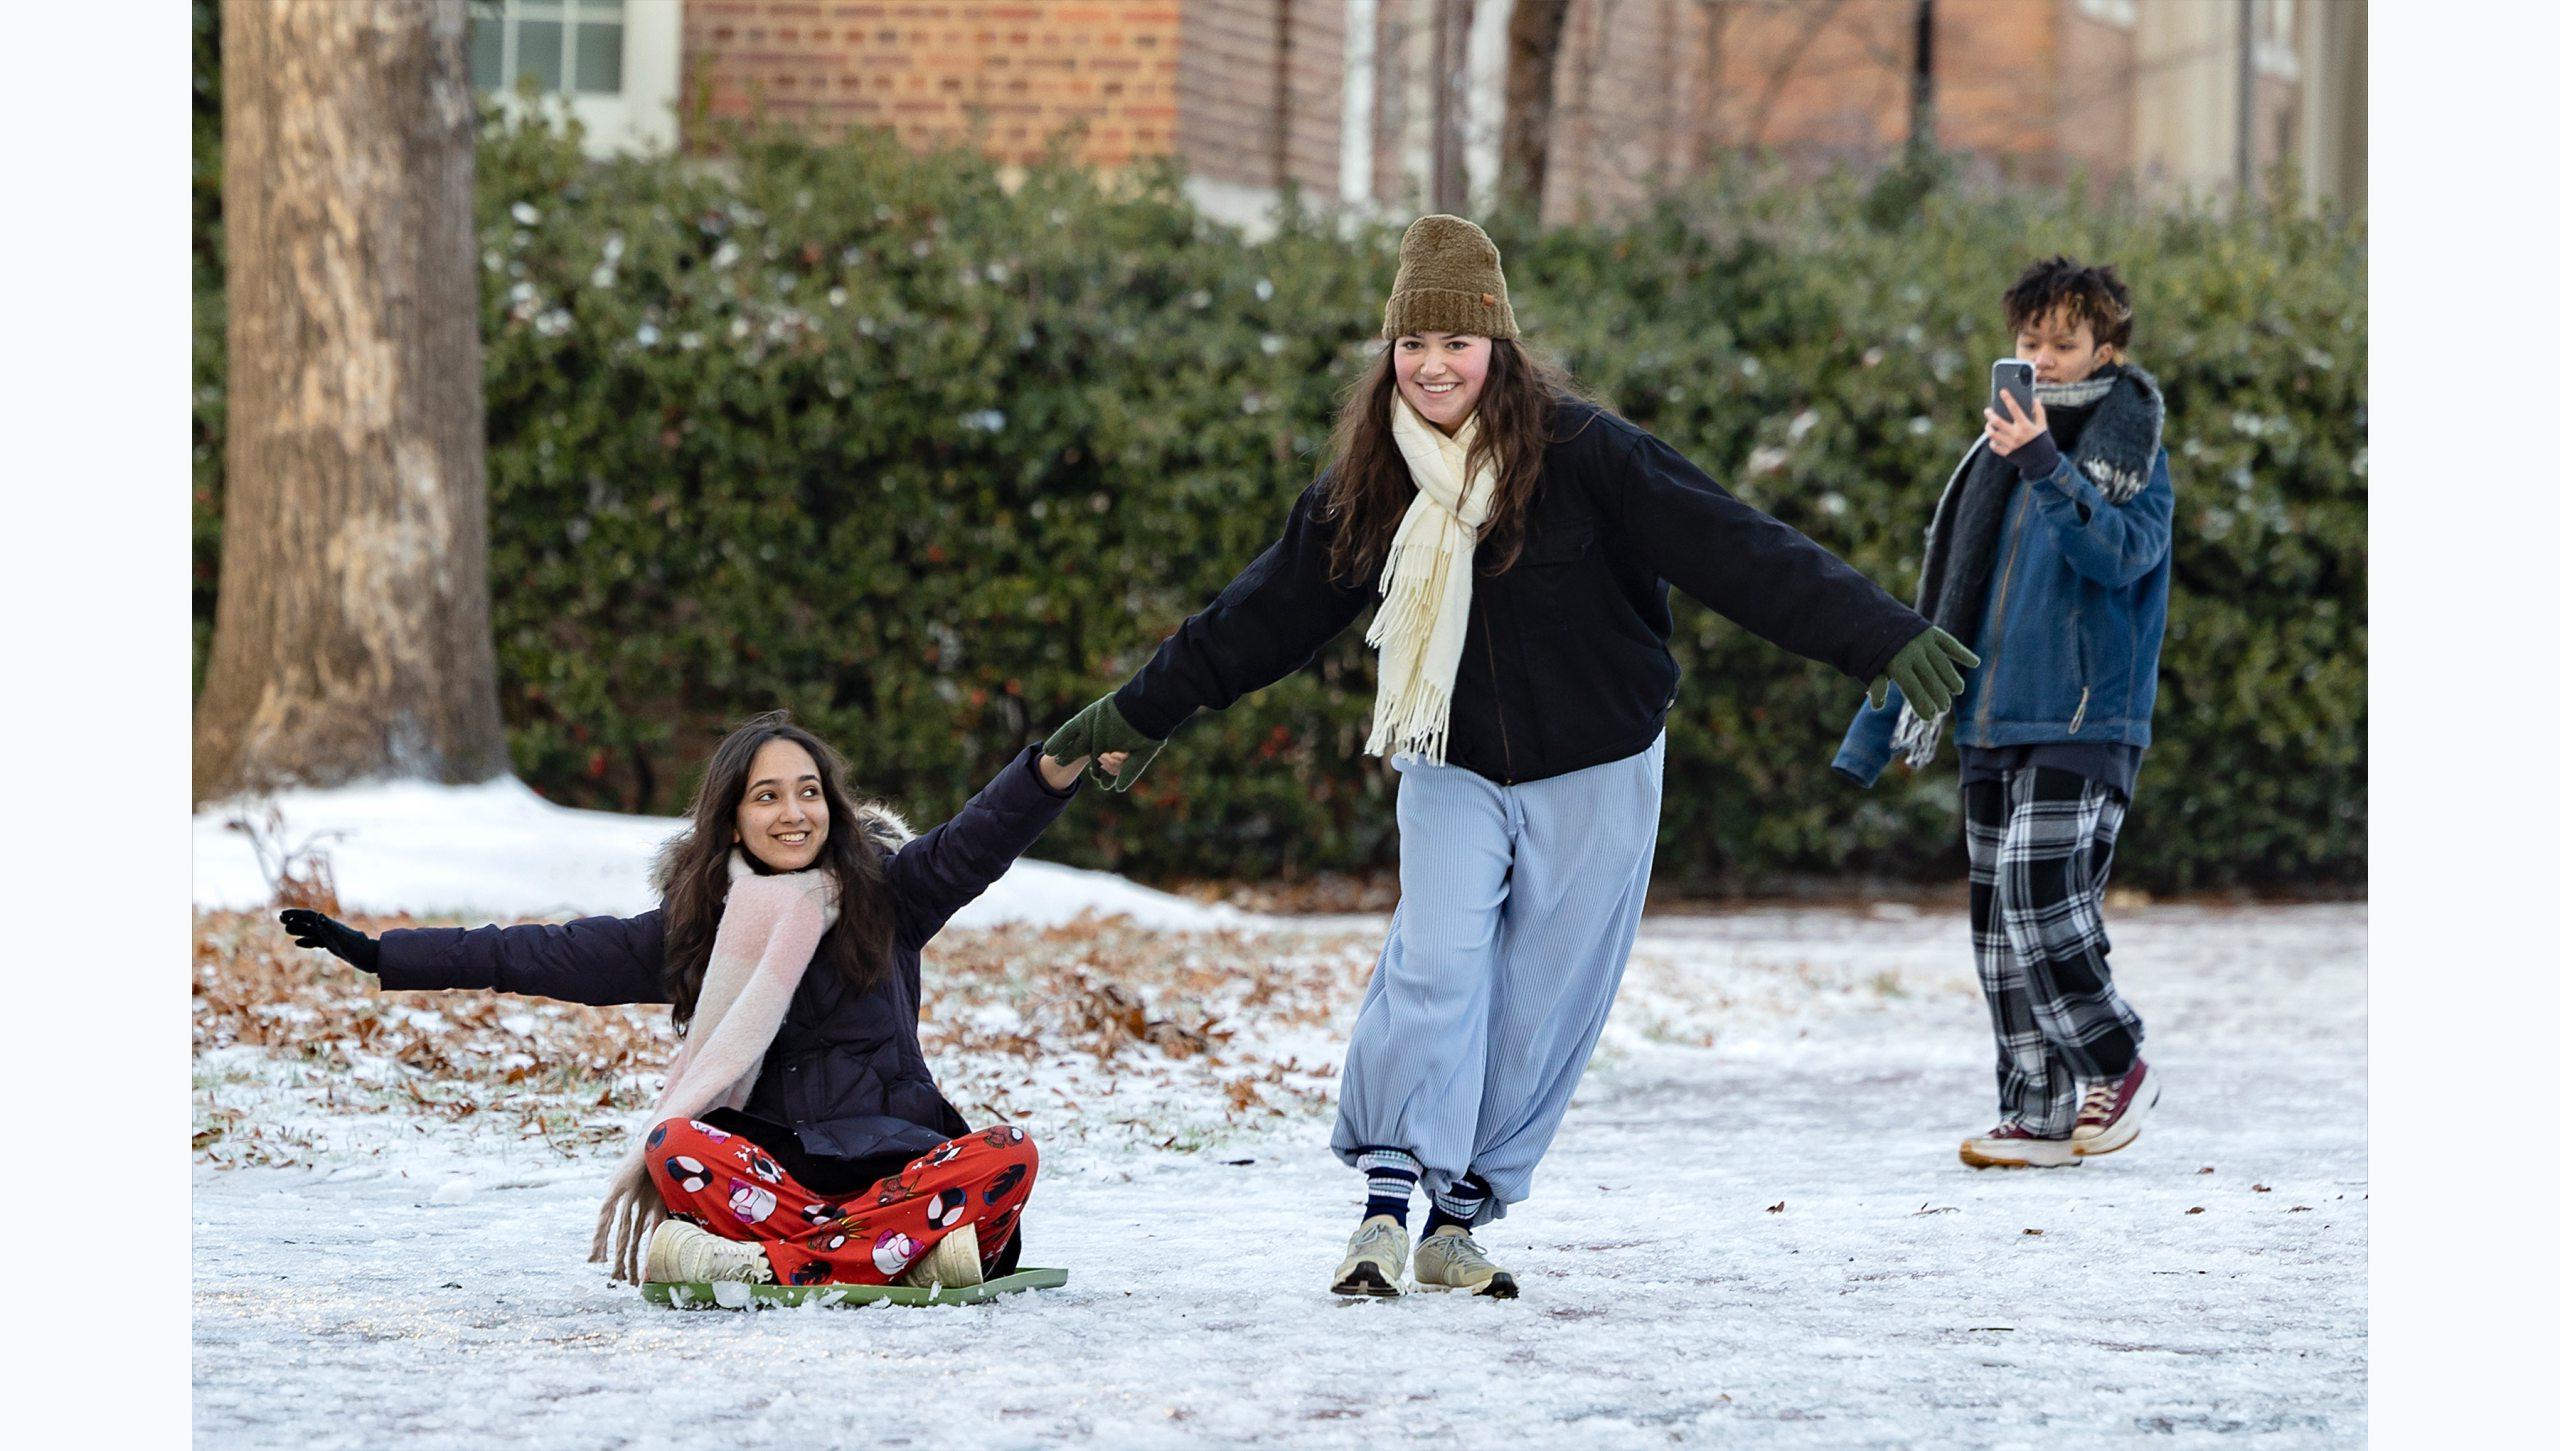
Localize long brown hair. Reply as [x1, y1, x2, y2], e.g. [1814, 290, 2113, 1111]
[1318, 336, 1590, 583]
[649, 710, 895, 1027]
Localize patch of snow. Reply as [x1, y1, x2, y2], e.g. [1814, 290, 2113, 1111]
[193, 776, 1261, 932]
[194, 903, 2366, 1446]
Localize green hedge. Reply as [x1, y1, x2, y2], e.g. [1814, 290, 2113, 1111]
[192, 51, 2365, 892]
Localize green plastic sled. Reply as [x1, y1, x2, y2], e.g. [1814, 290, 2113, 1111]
[642, 1266, 1069, 1310]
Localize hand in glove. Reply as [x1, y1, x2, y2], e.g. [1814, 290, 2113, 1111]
[278, 908, 381, 974]
[1866, 627, 1981, 721]
[1047, 693, 1166, 791]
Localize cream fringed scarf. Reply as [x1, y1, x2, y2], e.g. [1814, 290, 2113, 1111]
[591, 852, 839, 1283]
[1365, 396, 1498, 764]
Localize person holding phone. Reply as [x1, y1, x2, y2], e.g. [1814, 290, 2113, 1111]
[1834, 256, 2175, 1169]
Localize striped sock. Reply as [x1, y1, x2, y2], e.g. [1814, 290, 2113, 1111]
[1353, 1148, 1420, 1226]
[1424, 1172, 1490, 1236]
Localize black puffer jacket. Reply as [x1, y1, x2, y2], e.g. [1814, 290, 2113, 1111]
[376, 744, 1075, 1172]
[1115, 400, 1931, 784]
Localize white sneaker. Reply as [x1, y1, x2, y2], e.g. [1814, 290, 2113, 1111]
[1330, 1214, 1409, 1297]
[1958, 1121, 2082, 1168]
[899, 1223, 985, 1290]
[643, 1220, 776, 1284]
[1412, 1227, 1519, 1298]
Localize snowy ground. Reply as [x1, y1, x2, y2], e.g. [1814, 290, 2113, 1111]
[193, 777, 1262, 931]
[193, 895, 2366, 1449]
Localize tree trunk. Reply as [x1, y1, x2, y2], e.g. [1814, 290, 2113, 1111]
[1498, 0, 1571, 223]
[196, 0, 506, 803]
[1430, 0, 1476, 214]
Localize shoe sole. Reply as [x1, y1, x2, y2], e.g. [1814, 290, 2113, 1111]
[1958, 1143, 2081, 1169]
[2074, 1077, 2163, 1156]
[1330, 1263, 1402, 1298]
[1416, 1271, 1520, 1299]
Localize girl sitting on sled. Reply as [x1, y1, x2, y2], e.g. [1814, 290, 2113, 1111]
[281, 710, 1122, 1291]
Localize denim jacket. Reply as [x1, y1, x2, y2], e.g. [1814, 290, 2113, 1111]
[1834, 438, 2174, 787]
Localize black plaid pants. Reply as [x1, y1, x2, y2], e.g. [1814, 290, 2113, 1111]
[1964, 766, 2144, 1136]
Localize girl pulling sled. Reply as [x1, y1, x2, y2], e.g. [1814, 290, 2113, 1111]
[1051, 215, 1976, 1297]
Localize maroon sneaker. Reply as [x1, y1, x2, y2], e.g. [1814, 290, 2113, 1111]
[1958, 1121, 2080, 1169]
[2072, 1059, 2159, 1156]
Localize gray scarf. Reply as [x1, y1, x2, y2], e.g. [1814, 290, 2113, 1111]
[1890, 363, 2165, 767]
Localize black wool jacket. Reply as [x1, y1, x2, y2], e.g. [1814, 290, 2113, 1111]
[375, 745, 1074, 1195]
[1115, 400, 1931, 784]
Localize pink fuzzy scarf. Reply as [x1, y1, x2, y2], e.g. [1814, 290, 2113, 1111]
[591, 851, 839, 1283]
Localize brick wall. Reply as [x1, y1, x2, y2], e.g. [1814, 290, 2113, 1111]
[1545, 0, 1685, 222]
[1935, 0, 2060, 178]
[1669, 0, 1912, 162]
[680, 1, 1182, 168]
[1173, 0, 1346, 199]
[676, 1, 2288, 218]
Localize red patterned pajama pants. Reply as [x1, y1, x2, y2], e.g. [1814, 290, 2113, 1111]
[643, 1117, 1038, 1286]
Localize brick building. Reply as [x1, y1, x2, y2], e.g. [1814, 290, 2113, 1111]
[470, 1, 2364, 221]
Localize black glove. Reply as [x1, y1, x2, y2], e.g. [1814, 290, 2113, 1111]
[278, 909, 381, 974]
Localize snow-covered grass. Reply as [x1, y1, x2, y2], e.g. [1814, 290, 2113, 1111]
[194, 893, 2367, 1448]
[193, 776, 1261, 931]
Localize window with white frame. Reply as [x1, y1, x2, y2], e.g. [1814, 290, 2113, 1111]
[2076, 0, 2138, 28]
[468, 0, 680, 156]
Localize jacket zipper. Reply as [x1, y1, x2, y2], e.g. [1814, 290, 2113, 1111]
[2069, 688, 2090, 734]
[1476, 599, 1517, 784]
[1972, 485, 2032, 732]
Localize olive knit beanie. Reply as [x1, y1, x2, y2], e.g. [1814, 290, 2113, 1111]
[1380, 214, 1518, 340]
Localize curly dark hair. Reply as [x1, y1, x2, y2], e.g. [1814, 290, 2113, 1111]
[2001, 255, 2134, 352]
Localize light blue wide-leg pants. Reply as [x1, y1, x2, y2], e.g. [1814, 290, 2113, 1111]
[1329, 733, 1665, 1221]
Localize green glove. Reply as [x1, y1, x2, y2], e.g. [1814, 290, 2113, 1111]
[1047, 693, 1166, 792]
[1867, 626, 1981, 720]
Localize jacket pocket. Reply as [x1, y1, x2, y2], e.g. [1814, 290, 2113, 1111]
[2067, 607, 2089, 733]
[1506, 521, 1596, 640]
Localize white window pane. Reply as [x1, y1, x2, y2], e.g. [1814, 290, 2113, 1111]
[515, 19, 565, 89]
[574, 22, 624, 94]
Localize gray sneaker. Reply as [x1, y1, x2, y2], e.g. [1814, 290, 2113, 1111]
[1412, 1227, 1519, 1298]
[1330, 1214, 1409, 1297]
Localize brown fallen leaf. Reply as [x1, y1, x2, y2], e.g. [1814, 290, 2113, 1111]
[2021, 1228, 2045, 1236]
[2196, 1166, 2216, 1175]
[2252, 1184, 2272, 1193]
[1765, 1201, 1785, 1214]
[2186, 1206, 2206, 1215]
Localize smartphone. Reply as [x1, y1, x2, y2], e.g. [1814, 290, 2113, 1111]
[1991, 358, 2036, 422]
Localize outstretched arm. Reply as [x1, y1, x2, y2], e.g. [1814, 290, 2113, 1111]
[280, 907, 673, 1006]
[1603, 421, 1933, 688]
[1107, 477, 1375, 742]
[887, 742, 1085, 946]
